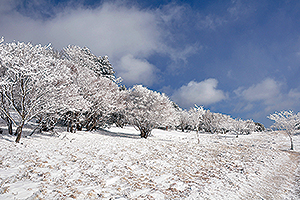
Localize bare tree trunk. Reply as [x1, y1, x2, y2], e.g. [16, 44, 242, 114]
[140, 128, 147, 138]
[87, 122, 96, 131]
[7, 117, 13, 135]
[139, 127, 151, 138]
[71, 112, 75, 133]
[15, 78, 26, 143]
[87, 118, 97, 131]
[287, 132, 294, 150]
[67, 121, 70, 132]
[70, 123, 75, 133]
[76, 123, 82, 131]
[15, 125, 23, 143]
[29, 124, 41, 136]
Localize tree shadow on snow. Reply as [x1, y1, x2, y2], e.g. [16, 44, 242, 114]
[217, 135, 238, 139]
[0, 134, 15, 142]
[94, 128, 141, 139]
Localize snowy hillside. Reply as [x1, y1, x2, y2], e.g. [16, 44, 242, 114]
[0, 127, 299, 199]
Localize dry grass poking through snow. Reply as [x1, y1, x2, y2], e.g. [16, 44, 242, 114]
[0, 127, 299, 199]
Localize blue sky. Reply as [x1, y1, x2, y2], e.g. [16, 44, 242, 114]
[1, 0, 300, 126]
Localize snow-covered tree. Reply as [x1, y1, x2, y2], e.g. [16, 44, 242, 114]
[187, 105, 206, 143]
[198, 109, 217, 133]
[231, 118, 253, 137]
[107, 110, 128, 128]
[207, 113, 230, 134]
[188, 105, 205, 131]
[83, 77, 125, 131]
[0, 38, 15, 135]
[62, 45, 117, 81]
[177, 109, 191, 132]
[268, 110, 300, 150]
[60, 45, 124, 132]
[186, 104, 256, 137]
[0, 87, 13, 135]
[0, 39, 81, 142]
[125, 85, 176, 138]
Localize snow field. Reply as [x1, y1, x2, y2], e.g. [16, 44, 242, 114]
[0, 127, 299, 199]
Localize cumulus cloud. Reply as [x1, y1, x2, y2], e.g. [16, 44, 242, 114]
[233, 78, 300, 115]
[0, 1, 196, 86]
[117, 54, 157, 86]
[234, 78, 282, 103]
[171, 78, 227, 108]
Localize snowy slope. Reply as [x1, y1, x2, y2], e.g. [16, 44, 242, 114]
[0, 126, 299, 199]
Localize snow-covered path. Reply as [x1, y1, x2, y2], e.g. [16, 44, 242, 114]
[0, 127, 299, 199]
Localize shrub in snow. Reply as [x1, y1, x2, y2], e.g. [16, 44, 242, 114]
[125, 85, 177, 138]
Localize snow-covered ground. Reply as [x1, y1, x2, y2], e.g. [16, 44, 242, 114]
[0, 126, 299, 199]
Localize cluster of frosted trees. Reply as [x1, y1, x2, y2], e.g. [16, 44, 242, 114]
[177, 105, 262, 137]
[0, 39, 178, 142]
[0, 38, 262, 143]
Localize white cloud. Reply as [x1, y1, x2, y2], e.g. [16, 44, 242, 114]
[234, 78, 282, 103]
[117, 54, 157, 86]
[0, 3, 161, 59]
[171, 78, 227, 108]
[0, 1, 196, 86]
[47, 4, 161, 58]
[233, 78, 300, 114]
